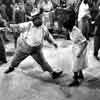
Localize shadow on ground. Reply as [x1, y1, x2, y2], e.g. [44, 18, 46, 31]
[21, 70, 72, 85]
[82, 76, 100, 89]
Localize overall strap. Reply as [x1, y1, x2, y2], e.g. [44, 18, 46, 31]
[25, 23, 32, 40]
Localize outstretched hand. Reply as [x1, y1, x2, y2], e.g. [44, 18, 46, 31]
[54, 43, 58, 48]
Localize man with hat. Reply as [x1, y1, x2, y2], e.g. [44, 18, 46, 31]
[4, 9, 63, 79]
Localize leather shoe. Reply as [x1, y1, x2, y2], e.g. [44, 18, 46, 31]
[51, 71, 63, 79]
[5, 67, 15, 74]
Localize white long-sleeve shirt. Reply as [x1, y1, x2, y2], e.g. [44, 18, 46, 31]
[10, 21, 55, 47]
[78, 1, 90, 21]
[38, 0, 53, 11]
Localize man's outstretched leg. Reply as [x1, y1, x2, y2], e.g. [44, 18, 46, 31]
[31, 48, 63, 79]
[5, 49, 29, 74]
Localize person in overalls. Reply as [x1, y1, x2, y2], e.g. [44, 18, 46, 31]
[63, 11, 88, 87]
[38, 0, 53, 29]
[4, 9, 63, 79]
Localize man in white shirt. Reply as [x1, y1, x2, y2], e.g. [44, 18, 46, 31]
[38, 0, 54, 29]
[78, 0, 91, 40]
[4, 10, 63, 79]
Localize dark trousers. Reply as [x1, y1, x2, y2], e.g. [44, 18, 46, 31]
[11, 45, 53, 73]
[94, 36, 100, 56]
[0, 36, 7, 62]
[13, 32, 20, 48]
[78, 19, 89, 40]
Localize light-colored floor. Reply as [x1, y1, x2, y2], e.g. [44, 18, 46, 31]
[0, 38, 100, 100]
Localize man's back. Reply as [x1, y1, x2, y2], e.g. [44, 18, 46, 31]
[78, 1, 89, 21]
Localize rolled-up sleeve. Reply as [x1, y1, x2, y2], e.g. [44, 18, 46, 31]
[10, 21, 32, 33]
[18, 22, 32, 32]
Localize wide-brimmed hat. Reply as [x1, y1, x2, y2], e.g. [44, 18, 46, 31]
[31, 8, 40, 17]
[31, 8, 43, 18]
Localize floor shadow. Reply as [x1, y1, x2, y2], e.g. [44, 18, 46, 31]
[0, 74, 13, 95]
[21, 70, 72, 85]
[82, 74, 100, 89]
[21, 69, 100, 90]
[22, 70, 57, 84]
[21, 70, 73, 98]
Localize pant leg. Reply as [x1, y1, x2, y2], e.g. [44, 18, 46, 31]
[78, 19, 86, 38]
[83, 20, 89, 40]
[31, 48, 53, 73]
[78, 19, 89, 40]
[78, 20, 83, 32]
[14, 37, 17, 48]
[0, 36, 7, 62]
[49, 12, 54, 28]
[14, 32, 20, 48]
[10, 48, 29, 68]
[94, 36, 100, 56]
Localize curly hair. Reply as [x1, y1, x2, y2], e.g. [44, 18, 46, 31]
[63, 8, 76, 31]
[32, 15, 42, 27]
[32, 8, 43, 27]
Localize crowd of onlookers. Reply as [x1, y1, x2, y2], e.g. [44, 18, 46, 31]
[0, 0, 100, 66]
[0, 0, 72, 46]
[0, 0, 36, 64]
[0, 0, 79, 24]
[0, 0, 68, 65]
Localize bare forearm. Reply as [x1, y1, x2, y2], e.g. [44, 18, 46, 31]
[47, 33, 56, 45]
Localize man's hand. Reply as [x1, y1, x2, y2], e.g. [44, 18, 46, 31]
[77, 53, 81, 58]
[54, 43, 58, 48]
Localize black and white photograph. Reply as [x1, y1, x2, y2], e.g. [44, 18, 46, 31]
[0, 0, 100, 100]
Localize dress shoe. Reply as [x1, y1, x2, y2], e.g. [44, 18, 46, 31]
[51, 71, 63, 79]
[5, 67, 15, 74]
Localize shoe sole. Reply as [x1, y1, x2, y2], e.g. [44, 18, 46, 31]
[52, 71, 63, 79]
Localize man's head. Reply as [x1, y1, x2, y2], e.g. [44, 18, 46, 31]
[32, 14, 42, 27]
[83, 0, 88, 4]
[31, 8, 43, 27]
